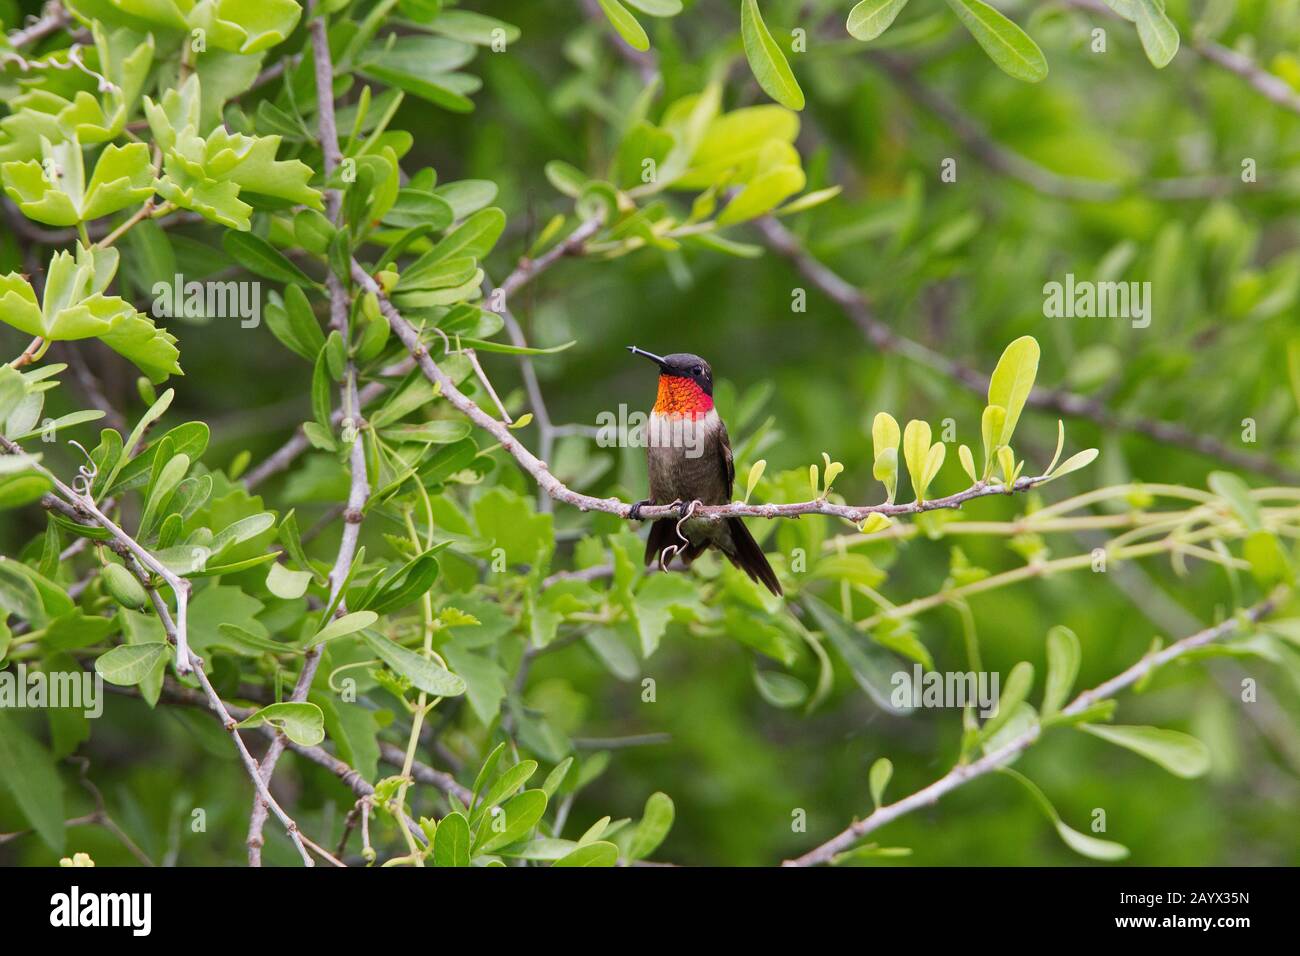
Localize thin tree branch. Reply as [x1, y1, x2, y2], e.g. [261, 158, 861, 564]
[786, 590, 1286, 866]
[7, 1, 69, 48]
[104, 681, 433, 850]
[115, 549, 323, 866]
[1, 435, 196, 672]
[247, 0, 370, 865]
[354, 259, 1060, 525]
[243, 214, 601, 492]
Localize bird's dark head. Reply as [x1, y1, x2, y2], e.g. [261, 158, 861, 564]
[627, 347, 713, 394]
[627, 347, 714, 416]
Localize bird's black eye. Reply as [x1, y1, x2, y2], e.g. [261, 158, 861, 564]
[692, 366, 703, 376]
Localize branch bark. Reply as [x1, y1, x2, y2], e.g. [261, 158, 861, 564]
[247, 1, 370, 865]
[354, 259, 1058, 526]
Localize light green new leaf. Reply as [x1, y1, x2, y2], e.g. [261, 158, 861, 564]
[597, 0, 650, 52]
[1134, 0, 1179, 68]
[0, 245, 180, 383]
[1041, 626, 1080, 717]
[945, 0, 1048, 82]
[957, 444, 978, 483]
[1001, 768, 1128, 861]
[1047, 448, 1098, 482]
[987, 336, 1039, 448]
[744, 459, 766, 503]
[869, 757, 893, 808]
[1208, 471, 1261, 531]
[312, 610, 379, 646]
[981, 661, 1033, 741]
[902, 419, 931, 501]
[740, 0, 805, 111]
[847, 0, 911, 42]
[1, 138, 153, 226]
[553, 841, 620, 866]
[239, 702, 326, 747]
[717, 165, 806, 225]
[267, 562, 313, 599]
[627, 791, 674, 860]
[625, 0, 682, 15]
[1080, 724, 1211, 778]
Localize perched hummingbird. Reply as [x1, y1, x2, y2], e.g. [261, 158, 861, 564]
[626, 347, 782, 597]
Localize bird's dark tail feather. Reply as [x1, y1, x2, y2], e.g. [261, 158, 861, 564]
[724, 518, 783, 597]
[645, 519, 679, 568]
[645, 516, 782, 598]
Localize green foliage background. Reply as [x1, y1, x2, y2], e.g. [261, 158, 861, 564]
[1, 0, 1299, 866]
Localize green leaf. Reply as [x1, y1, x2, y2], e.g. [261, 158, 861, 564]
[473, 760, 538, 823]
[279, 510, 326, 583]
[473, 789, 547, 853]
[1244, 530, 1291, 586]
[902, 419, 931, 501]
[986, 336, 1039, 448]
[283, 284, 327, 360]
[95, 642, 171, 686]
[471, 741, 507, 806]
[596, 0, 650, 52]
[312, 610, 379, 646]
[433, 810, 471, 866]
[945, 0, 1048, 82]
[744, 459, 766, 502]
[847, 0, 911, 42]
[717, 164, 806, 225]
[103, 388, 174, 493]
[0, 712, 65, 853]
[553, 841, 619, 866]
[625, 0, 682, 15]
[541, 757, 574, 798]
[1041, 626, 1080, 717]
[267, 562, 313, 599]
[1079, 724, 1211, 778]
[869, 757, 893, 808]
[223, 231, 319, 287]
[627, 791, 674, 860]
[1001, 767, 1128, 861]
[740, 0, 805, 110]
[452, 337, 576, 356]
[363, 631, 467, 697]
[981, 661, 1033, 742]
[1208, 471, 1261, 531]
[1134, 0, 1179, 68]
[238, 702, 326, 746]
[805, 595, 913, 714]
[1047, 448, 1098, 482]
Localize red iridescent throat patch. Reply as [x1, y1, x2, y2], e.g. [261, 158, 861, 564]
[654, 374, 714, 418]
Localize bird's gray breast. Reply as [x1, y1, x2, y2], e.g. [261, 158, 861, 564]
[646, 411, 728, 508]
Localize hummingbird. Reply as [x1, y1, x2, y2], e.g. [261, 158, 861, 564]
[626, 347, 782, 597]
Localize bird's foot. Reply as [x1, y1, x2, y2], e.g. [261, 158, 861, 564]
[629, 499, 653, 521]
[678, 499, 700, 520]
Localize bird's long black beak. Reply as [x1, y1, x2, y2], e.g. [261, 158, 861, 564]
[626, 346, 669, 369]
